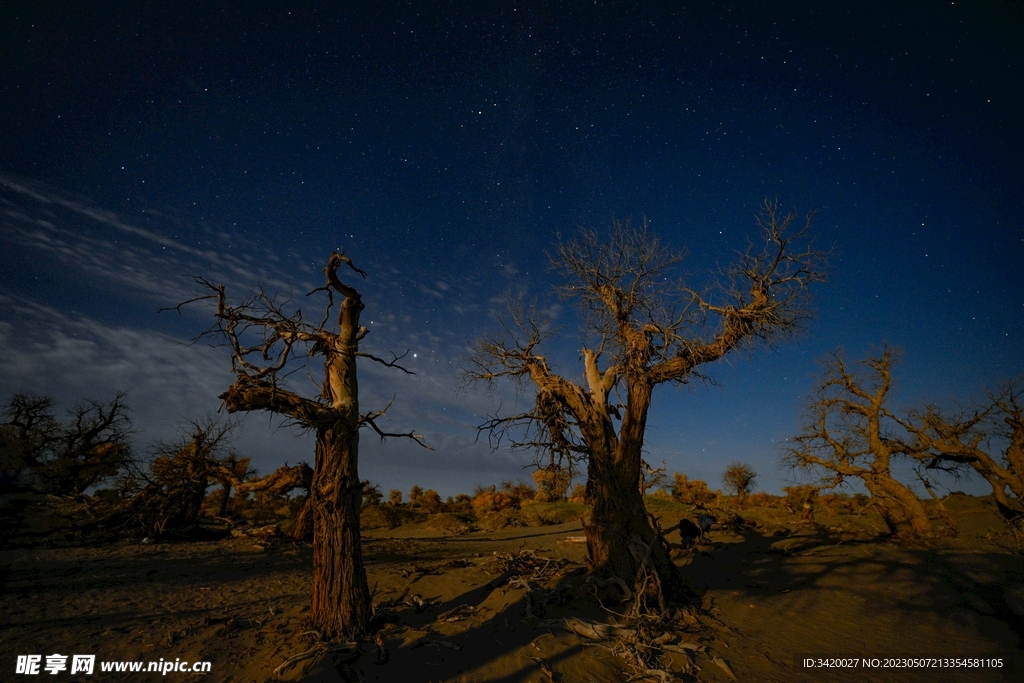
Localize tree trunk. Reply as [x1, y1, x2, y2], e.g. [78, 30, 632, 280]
[290, 497, 314, 540]
[864, 473, 932, 539]
[580, 377, 690, 605]
[584, 448, 689, 604]
[309, 426, 371, 639]
[977, 474, 1024, 522]
[217, 483, 232, 518]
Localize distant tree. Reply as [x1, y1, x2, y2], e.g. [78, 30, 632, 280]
[178, 252, 426, 640]
[567, 483, 588, 504]
[408, 484, 425, 507]
[419, 489, 443, 513]
[361, 481, 383, 508]
[896, 382, 1024, 523]
[469, 203, 824, 600]
[784, 349, 934, 539]
[0, 392, 132, 496]
[388, 488, 403, 506]
[722, 462, 758, 503]
[446, 493, 473, 514]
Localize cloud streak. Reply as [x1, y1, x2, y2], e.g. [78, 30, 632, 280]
[0, 174, 538, 494]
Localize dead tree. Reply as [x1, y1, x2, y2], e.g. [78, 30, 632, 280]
[180, 252, 424, 640]
[0, 392, 133, 496]
[784, 349, 934, 539]
[722, 462, 757, 504]
[98, 416, 241, 537]
[468, 202, 824, 601]
[897, 383, 1024, 522]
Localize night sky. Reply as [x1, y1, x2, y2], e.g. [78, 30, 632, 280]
[1, 1, 1021, 497]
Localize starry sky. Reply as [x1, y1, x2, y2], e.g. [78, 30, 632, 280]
[1, 1, 1022, 497]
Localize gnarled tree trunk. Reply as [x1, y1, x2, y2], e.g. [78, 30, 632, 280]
[309, 426, 371, 638]
[584, 442, 687, 602]
[863, 472, 932, 539]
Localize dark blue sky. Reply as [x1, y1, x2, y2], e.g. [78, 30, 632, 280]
[1, 1, 1021, 495]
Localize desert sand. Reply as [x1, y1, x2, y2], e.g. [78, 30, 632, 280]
[2, 494, 1022, 682]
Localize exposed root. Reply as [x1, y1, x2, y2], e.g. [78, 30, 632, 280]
[488, 546, 575, 583]
[269, 632, 360, 679]
[557, 538, 736, 681]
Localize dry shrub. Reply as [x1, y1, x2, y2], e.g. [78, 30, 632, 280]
[471, 486, 518, 517]
[444, 493, 473, 515]
[531, 466, 571, 502]
[478, 508, 526, 530]
[422, 512, 475, 534]
[670, 473, 718, 507]
[567, 483, 588, 504]
[519, 501, 587, 526]
[388, 489, 402, 505]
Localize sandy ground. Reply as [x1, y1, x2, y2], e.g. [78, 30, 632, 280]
[2, 496, 1022, 682]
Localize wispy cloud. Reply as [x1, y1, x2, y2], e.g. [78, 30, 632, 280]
[0, 173, 302, 303]
[0, 173, 546, 494]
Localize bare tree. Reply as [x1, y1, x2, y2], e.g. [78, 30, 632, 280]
[105, 416, 242, 537]
[722, 462, 757, 503]
[784, 349, 934, 539]
[897, 383, 1024, 522]
[179, 252, 425, 640]
[469, 202, 824, 600]
[0, 392, 133, 496]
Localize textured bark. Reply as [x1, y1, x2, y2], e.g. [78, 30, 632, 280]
[290, 498, 314, 541]
[309, 428, 370, 638]
[863, 472, 932, 539]
[219, 376, 371, 638]
[583, 440, 689, 602]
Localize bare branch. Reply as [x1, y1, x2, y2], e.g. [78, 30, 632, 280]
[358, 396, 432, 449]
[356, 350, 415, 375]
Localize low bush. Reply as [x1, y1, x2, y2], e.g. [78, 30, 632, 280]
[670, 473, 719, 507]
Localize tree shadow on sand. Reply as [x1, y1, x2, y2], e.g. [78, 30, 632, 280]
[684, 528, 1024, 680]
